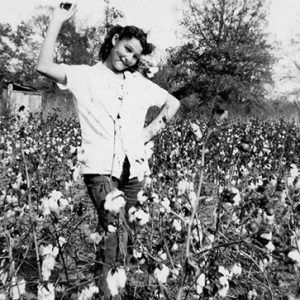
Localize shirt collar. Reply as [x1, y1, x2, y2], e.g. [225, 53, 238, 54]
[96, 62, 133, 80]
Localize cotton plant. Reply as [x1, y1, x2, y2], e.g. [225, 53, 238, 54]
[40, 190, 69, 216]
[104, 188, 125, 214]
[107, 224, 117, 233]
[288, 230, 300, 268]
[217, 266, 232, 298]
[153, 264, 170, 284]
[128, 206, 150, 225]
[158, 250, 167, 261]
[287, 163, 299, 187]
[0, 261, 8, 286]
[9, 277, 26, 300]
[90, 232, 103, 245]
[106, 267, 127, 297]
[247, 289, 258, 299]
[190, 122, 203, 141]
[196, 273, 206, 295]
[160, 197, 171, 212]
[37, 283, 55, 300]
[39, 244, 59, 281]
[77, 284, 99, 300]
[177, 179, 195, 196]
[137, 190, 148, 204]
[172, 219, 182, 232]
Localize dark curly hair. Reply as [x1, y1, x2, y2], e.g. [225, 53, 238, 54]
[99, 25, 155, 72]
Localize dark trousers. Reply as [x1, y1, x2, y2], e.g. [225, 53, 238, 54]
[83, 157, 145, 299]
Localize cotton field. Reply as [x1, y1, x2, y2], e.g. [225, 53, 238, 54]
[1, 113, 300, 299]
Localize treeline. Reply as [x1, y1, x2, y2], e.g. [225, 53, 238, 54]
[1, 0, 275, 111]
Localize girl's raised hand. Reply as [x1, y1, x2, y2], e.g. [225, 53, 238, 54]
[52, 3, 77, 23]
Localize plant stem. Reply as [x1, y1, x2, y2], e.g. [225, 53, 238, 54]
[176, 129, 213, 300]
[20, 139, 42, 281]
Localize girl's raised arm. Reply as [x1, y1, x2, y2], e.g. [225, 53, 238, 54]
[36, 3, 77, 84]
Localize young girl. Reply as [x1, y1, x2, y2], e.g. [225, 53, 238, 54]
[37, 3, 180, 299]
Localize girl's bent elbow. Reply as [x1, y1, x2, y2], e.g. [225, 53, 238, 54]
[36, 62, 47, 74]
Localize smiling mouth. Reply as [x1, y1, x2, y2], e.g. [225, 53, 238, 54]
[119, 59, 129, 67]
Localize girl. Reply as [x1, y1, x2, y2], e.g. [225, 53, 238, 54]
[37, 3, 180, 299]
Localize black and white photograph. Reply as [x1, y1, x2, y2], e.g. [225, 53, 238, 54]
[1, 0, 300, 299]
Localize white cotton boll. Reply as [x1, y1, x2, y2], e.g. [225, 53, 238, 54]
[135, 209, 150, 225]
[41, 192, 65, 215]
[77, 288, 91, 300]
[152, 193, 160, 203]
[218, 276, 229, 298]
[290, 164, 299, 178]
[40, 198, 52, 216]
[154, 264, 170, 284]
[9, 277, 26, 300]
[188, 191, 197, 208]
[40, 244, 54, 256]
[78, 284, 99, 300]
[72, 163, 81, 181]
[48, 198, 60, 214]
[90, 232, 103, 244]
[158, 251, 167, 261]
[107, 225, 117, 233]
[52, 246, 59, 257]
[104, 189, 125, 214]
[161, 198, 170, 211]
[230, 263, 242, 277]
[171, 243, 179, 251]
[172, 219, 182, 232]
[177, 179, 187, 195]
[172, 218, 182, 231]
[190, 123, 202, 140]
[106, 267, 127, 297]
[196, 273, 206, 295]
[133, 249, 143, 259]
[147, 67, 159, 78]
[0, 270, 8, 286]
[287, 177, 294, 187]
[231, 187, 241, 206]
[260, 232, 272, 241]
[137, 190, 148, 204]
[247, 289, 258, 300]
[42, 256, 56, 281]
[58, 237, 67, 248]
[38, 283, 55, 300]
[39, 244, 59, 280]
[170, 267, 180, 278]
[0, 293, 8, 300]
[49, 190, 62, 202]
[177, 179, 194, 196]
[58, 198, 69, 210]
[288, 249, 300, 266]
[218, 266, 231, 278]
[265, 241, 275, 252]
[128, 206, 137, 222]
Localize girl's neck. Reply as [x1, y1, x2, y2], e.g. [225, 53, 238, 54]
[103, 60, 125, 79]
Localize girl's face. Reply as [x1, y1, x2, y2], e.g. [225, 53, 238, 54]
[105, 35, 143, 73]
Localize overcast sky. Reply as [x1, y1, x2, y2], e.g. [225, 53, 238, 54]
[0, 0, 300, 50]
